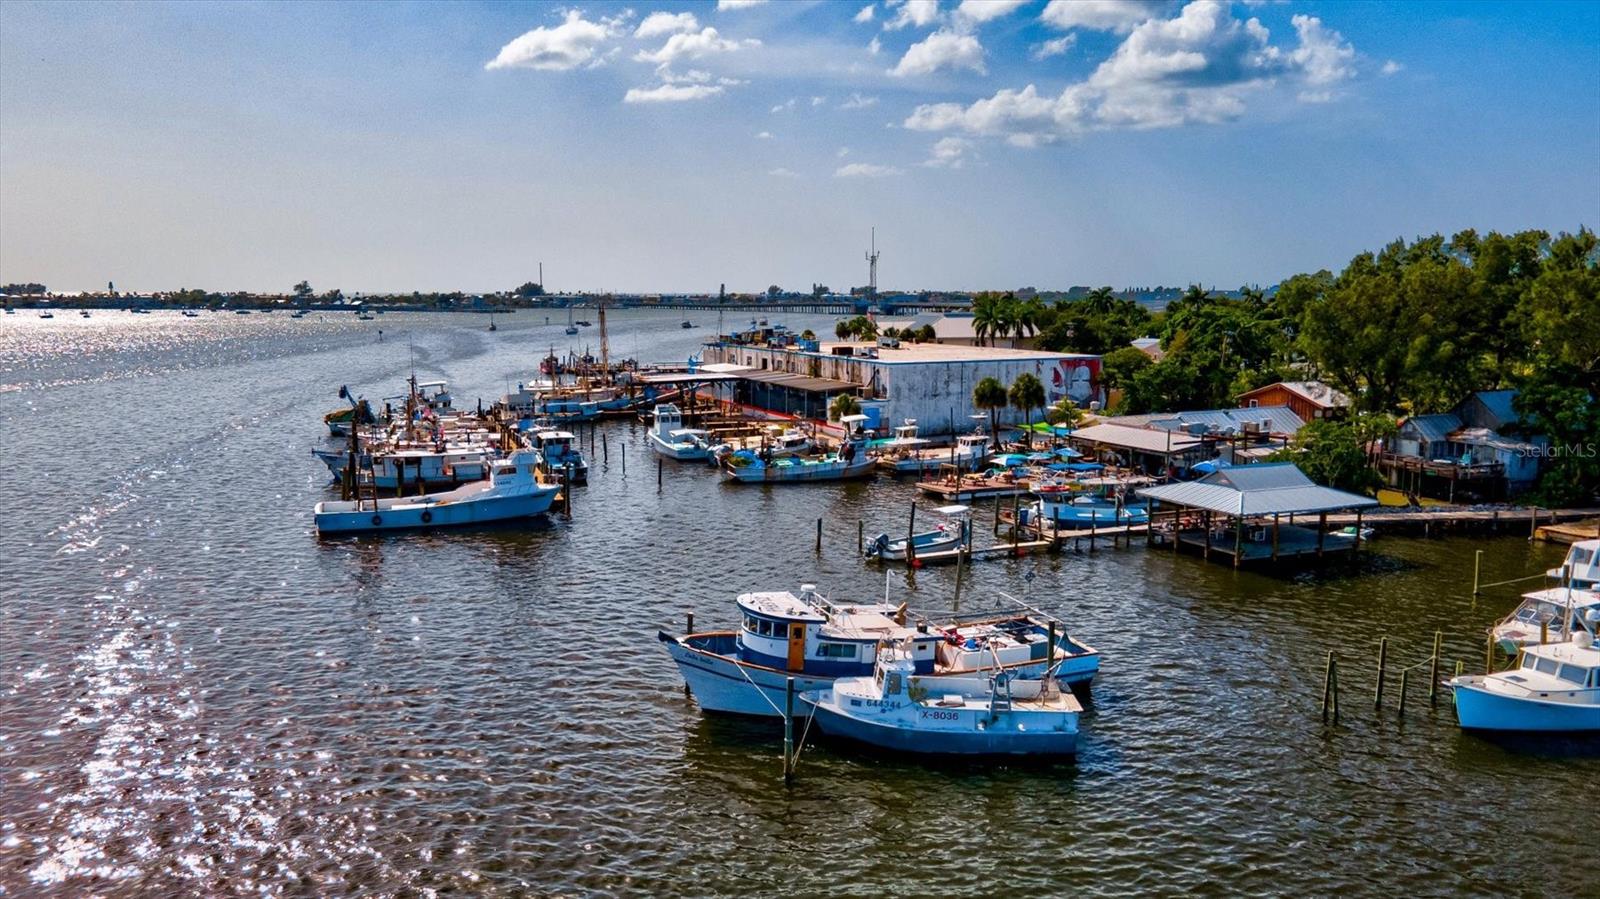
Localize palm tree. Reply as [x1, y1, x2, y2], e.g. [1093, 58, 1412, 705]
[972, 293, 1003, 347]
[856, 317, 879, 341]
[1008, 373, 1046, 448]
[1014, 297, 1045, 346]
[834, 319, 851, 341]
[1084, 286, 1118, 316]
[972, 377, 1007, 449]
[828, 393, 862, 422]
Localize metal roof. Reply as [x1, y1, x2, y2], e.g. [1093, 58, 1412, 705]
[1468, 390, 1521, 430]
[1402, 413, 1461, 444]
[1137, 462, 1378, 516]
[1068, 423, 1204, 454]
[739, 369, 858, 393]
[1238, 380, 1351, 409]
[1107, 405, 1305, 437]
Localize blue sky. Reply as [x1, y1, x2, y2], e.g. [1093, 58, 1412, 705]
[1, 0, 1596, 294]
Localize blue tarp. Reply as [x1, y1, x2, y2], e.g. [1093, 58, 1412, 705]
[1191, 458, 1232, 474]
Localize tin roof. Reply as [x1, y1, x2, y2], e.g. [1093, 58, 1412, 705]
[1108, 405, 1305, 437]
[1238, 380, 1350, 409]
[1068, 423, 1204, 454]
[740, 369, 859, 393]
[1402, 413, 1462, 444]
[1468, 390, 1521, 430]
[1137, 462, 1378, 515]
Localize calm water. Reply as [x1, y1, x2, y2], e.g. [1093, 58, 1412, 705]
[2, 310, 1595, 897]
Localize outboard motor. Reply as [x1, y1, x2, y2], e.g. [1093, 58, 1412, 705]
[865, 533, 891, 558]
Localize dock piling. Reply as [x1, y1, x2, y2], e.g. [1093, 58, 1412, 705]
[657, 457, 663, 490]
[1398, 668, 1409, 717]
[783, 677, 796, 786]
[1321, 651, 1340, 723]
[858, 520, 864, 555]
[1472, 549, 1482, 596]
[816, 518, 823, 554]
[1374, 637, 1387, 711]
[1429, 632, 1442, 706]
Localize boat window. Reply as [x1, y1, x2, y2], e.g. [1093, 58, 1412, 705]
[744, 616, 757, 633]
[817, 643, 857, 659]
[757, 619, 771, 637]
[1573, 548, 1593, 566]
[1522, 654, 1536, 670]
[885, 672, 902, 695]
[1557, 663, 1587, 686]
[1534, 656, 1559, 676]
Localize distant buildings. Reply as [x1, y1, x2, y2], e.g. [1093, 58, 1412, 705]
[1377, 389, 1544, 501]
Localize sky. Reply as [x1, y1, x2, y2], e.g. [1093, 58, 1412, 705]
[1, 0, 1596, 295]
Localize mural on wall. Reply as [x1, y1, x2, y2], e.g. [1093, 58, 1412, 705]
[1047, 358, 1101, 406]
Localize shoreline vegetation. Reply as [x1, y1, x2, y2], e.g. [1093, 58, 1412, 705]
[7, 227, 1595, 503]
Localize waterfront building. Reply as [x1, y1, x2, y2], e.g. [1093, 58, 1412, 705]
[1377, 389, 1544, 501]
[700, 334, 1102, 437]
[1236, 380, 1350, 421]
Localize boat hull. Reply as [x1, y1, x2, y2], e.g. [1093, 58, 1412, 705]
[660, 631, 1097, 718]
[647, 432, 712, 461]
[804, 694, 1078, 756]
[723, 457, 875, 483]
[1450, 678, 1600, 732]
[313, 488, 556, 534]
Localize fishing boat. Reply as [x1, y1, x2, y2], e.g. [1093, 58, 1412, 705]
[646, 404, 714, 461]
[1491, 587, 1600, 653]
[184, 309, 201, 317]
[721, 416, 870, 483]
[1020, 493, 1150, 530]
[681, 320, 694, 329]
[659, 585, 1098, 718]
[529, 426, 589, 483]
[313, 450, 559, 534]
[80, 310, 91, 318]
[38, 311, 53, 319]
[1449, 630, 1600, 732]
[865, 505, 969, 561]
[314, 445, 496, 490]
[1547, 539, 1600, 590]
[801, 640, 1083, 756]
[874, 421, 989, 475]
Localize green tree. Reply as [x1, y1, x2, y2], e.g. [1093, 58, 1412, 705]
[828, 393, 862, 422]
[972, 376, 1008, 449]
[293, 280, 313, 298]
[834, 319, 852, 340]
[916, 323, 936, 343]
[1271, 414, 1395, 494]
[1044, 397, 1085, 430]
[512, 281, 544, 298]
[972, 293, 1005, 347]
[1008, 373, 1046, 448]
[1099, 346, 1153, 395]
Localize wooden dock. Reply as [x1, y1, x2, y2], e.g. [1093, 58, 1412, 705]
[1320, 506, 1600, 537]
[915, 478, 1031, 500]
[1534, 518, 1600, 545]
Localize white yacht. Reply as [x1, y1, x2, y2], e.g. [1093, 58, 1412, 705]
[1450, 630, 1600, 732]
[646, 404, 715, 461]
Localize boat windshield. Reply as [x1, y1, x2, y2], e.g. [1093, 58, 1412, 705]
[1513, 600, 1565, 625]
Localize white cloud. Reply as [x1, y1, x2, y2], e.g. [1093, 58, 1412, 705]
[884, 0, 941, 31]
[623, 83, 726, 103]
[636, 27, 760, 66]
[635, 11, 699, 39]
[868, 36, 883, 55]
[835, 162, 904, 177]
[923, 136, 974, 168]
[890, 28, 986, 77]
[768, 167, 800, 177]
[906, 0, 1362, 141]
[771, 97, 798, 113]
[854, 4, 876, 23]
[1032, 35, 1076, 60]
[717, 0, 768, 9]
[756, 130, 774, 139]
[840, 92, 879, 109]
[1381, 59, 1403, 76]
[956, 0, 1028, 25]
[837, 146, 851, 157]
[485, 11, 616, 72]
[812, 95, 827, 106]
[659, 68, 712, 84]
[1040, 0, 1170, 34]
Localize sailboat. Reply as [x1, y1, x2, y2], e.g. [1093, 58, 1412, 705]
[565, 304, 578, 335]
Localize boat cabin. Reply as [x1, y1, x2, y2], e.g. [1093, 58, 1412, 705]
[1505, 638, 1600, 691]
[734, 586, 940, 676]
[1496, 587, 1600, 649]
[653, 404, 684, 437]
[1549, 539, 1600, 591]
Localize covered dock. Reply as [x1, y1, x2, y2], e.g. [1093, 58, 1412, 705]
[1137, 463, 1379, 568]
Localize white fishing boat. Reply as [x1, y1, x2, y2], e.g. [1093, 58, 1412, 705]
[721, 415, 871, 483]
[802, 641, 1082, 756]
[657, 585, 1099, 718]
[865, 505, 969, 561]
[530, 426, 589, 483]
[1491, 587, 1600, 653]
[647, 404, 715, 461]
[1547, 539, 1600, 590]
[313, 450, 559, 534]
[313, 445, 496, 490]
[1021, 493, 1150, 530]
[1450, 630, 1600, 732]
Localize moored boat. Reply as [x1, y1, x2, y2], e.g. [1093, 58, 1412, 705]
[801, 641, 1082, 756]
[529, 425, 589, 483]
[1449, 630, 1600, 732]
[865, 505, 969, 561]
[313, 450, 559, 534]
[646, 404, 714, 461]
[1491, 587, 1600, 654]
[657, 584, 1099, 718]
[1021, 493, 1150, 530]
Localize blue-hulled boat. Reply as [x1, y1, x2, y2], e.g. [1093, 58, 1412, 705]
[1021, 492, 1150, 530]
[1450, 631, 1600, 732]
[528, 425, 589, 484]
[801, 642, 1082, 756]
[865, 505, 969, 561]
[657, 585, 1099, 718]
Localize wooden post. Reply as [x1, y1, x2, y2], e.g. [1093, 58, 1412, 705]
[1540, 619, 1548, 645]
[816, 518, 823, 554]
[1472, 549, 1482, 596]
[1232, 510, 1244, 569]
[1321, 651, 1339, 723]
[858, 520, 864, 555]
[1271, 513, 1280, 562]
[1316, 512, 1327, 558]
[993, 495, 1001, 537]
[1429, 631, 1442, 706]
[905, 504, 917, 565]
[565, 463, 574, 519]
[1011, 492, 1021, 555]
[1203, 511, 1212, 560]
[1374, 637, 1387, 711]
[1046, 621, 1056, 672]
[1088, 508, 1097, 553]
[1529, 505, 1538, 540]
[783, 677, 796, 786]
[657, 456, 663, 489]
[1398, 668, 1409, 717]
[603, 435, 608, 464]
[621, 445, 626, 476]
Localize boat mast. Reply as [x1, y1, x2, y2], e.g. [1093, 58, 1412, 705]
[599, 295, 610, 386]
